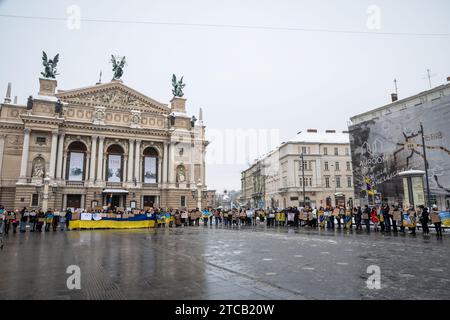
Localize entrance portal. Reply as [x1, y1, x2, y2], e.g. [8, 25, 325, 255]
[143, 195, 156, 208]
[67, 194, 82, 209]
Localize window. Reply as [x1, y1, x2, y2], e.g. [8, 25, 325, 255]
[300, 177, 312, 187]
[301, 146, 307, 154]
[31, 194, 39, 206]
[36, 137, 46, 145]
[323, 147, 328, 155]
[180, 196, 186, 207]
[325, 177, 330, 188]
[336, 176, 341, 188]
[324, 161, 329, 171]
[346, 161, 351, 171]
[334, 147, 339, 156]
[345, 148, 350, 156]
[335, 162, 340, 171]
[347, 176, 352, 188]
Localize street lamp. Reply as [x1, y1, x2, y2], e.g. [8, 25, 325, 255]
[300, 153, 306, 207]
[42, 173, 51, 212]
[419, 123, 432, 209]
[190, 181, 204, 209]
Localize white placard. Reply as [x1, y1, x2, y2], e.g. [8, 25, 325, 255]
[68, 152, 84, 181]
[92, 213, 102, 221]
[81, 212, 92, 221]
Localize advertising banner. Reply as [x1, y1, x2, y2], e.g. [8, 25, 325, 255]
[349, 94, 450, 202]
[108, 155, 122, 182]
[144, 157, 157, 183]
[68, 152, 84, 181]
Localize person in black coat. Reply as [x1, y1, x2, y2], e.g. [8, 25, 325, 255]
[420, 206, 430, 235]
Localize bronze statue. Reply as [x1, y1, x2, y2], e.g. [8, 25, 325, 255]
[172, 74, 186, 97]
[27, 96, 33, 110]
[55, 99, 63, 115]
[41, 51, 59, 78]
[111, 55, 126, 80]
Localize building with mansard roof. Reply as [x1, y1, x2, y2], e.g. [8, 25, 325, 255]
[0, 72, 208, 211]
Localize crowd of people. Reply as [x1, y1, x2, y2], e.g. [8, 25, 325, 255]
[0, 203, 446, 243]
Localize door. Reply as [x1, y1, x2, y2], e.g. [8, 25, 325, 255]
[67, 194, 82, 209]
[143, 196, 156, 208]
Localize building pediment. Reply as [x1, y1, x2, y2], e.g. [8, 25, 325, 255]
[56, 81, 170, 114]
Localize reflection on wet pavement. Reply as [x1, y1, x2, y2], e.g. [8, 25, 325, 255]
[0, 225, 448, 299]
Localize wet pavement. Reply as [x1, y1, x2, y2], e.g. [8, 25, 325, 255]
[0, 225, 449, 300]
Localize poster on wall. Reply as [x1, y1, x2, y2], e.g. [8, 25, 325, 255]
[349, 94, 450, 202]
[144, 157, 157, 183]
[68, 152, 84, 181]
[107, 155, 122, 182]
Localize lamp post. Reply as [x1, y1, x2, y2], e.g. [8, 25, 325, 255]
[42, 173, 50, 212]
[191, 180, 204, 210]
[419, 123, 432, 209]
[300, 153, 306, 207]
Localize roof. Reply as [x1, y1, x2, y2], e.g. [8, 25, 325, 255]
[350, 82, 450, 123]
[287, 131, 350, 144]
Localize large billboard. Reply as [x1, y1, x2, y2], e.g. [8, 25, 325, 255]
[349, 94, 450, 204]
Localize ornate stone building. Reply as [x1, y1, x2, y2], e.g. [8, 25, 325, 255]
[0, 75, 208, 211]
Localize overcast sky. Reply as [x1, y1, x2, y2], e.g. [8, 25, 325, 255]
[1, 0, 450, 192]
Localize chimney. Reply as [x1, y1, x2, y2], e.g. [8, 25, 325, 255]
[391, 93, 398, 102]
[307, 129, 317, 133]
[4, 82, 11, 104]
[325, 130, 336, 133]
[13, 96, 17, 104]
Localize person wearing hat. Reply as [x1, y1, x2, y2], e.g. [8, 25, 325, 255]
[431, 205, 443, 238]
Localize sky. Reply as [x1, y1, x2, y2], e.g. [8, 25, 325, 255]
[1, 0, 450, 192]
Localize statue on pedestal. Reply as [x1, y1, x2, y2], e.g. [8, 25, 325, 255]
[111, 55, 126, 81]
[172, 74, 185, 97]
[41, 51, 59, 78]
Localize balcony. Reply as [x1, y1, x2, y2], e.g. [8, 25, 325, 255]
[106, 182, 123, 188]
[65, 181, 85, 187]
[143, 183, 158, 188]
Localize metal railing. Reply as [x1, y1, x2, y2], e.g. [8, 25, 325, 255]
[65, 181, 85, 187]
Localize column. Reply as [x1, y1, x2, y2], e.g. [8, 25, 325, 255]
[55, 133, 65, 179]
[127, 139, 134, 182]
[62, 194, 67, 210]
[123, 157, 128, 182]
[48, 131, 58, 179]
[97, 136, 105, 182]
[19, 128, 31, 181]
[168, 142, 175, 184]
[89, 136, 97, 181]
[162, 142, 168, 184]
[157, 155, 162, 184]
[135, 139, 141, 183]
[0, 134, 5, 180]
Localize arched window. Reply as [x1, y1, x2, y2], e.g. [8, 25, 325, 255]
[106, 144, 124, 182]
[142, 147, 158, 184]
[66, 141, 87, 181]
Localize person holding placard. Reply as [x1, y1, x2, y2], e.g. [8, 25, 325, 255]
[391, 205, 401, 233]
[363, 205, 371, 231]
[431, 205, 443, 238]
[419, 206, 430, 235]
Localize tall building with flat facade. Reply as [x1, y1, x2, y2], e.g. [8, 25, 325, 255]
[241, 130, 354, 209]
[349, 78, 450, 209]
[0, 72, 208, 211]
